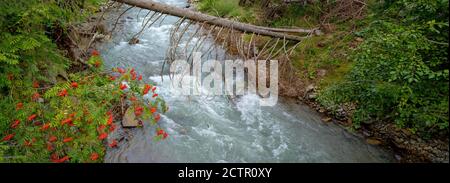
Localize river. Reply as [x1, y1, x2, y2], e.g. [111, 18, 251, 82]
[98, 0, 392, 163]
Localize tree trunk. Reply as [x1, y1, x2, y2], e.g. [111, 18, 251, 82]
[114, 0, 314, 41]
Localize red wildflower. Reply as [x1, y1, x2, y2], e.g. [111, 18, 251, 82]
[117, 68, 125, 74]
[49, 136, 57, 142]
[143, 84, 152, 95]
[131, 72, 137, 80]
[157, 129, 164, 136]
[32, 92, 40, 101]
[32, 81, 39, 88]
[107, 114, 113, 125]
[24, 140, 33, 147]
[150, 107, 157, 114]
[155, 114, 161, 122]
[152, 93, 158, 98]
[58, 89, 68, 97]
[16, 103, 23, 110]
[109, 76, 116, 81]
[138, 75, 143, 81]
[92, 50, 100, 56]
[98, 133, 108, 140]
[71, 82, 78, 88]
[130, 96, 137, 101]
[119, 83, 127, 90]
[152, 86, 157, 93]
[69, 113, 76, 118]
[109, 139, 118, 148]
[90, 153, 99, 161]
[2, 133, 15, 141]
[63, 137, 73, 143]
[134, 106, 144, 116]
[98, 125, 106, 132]
[52, 156, 70, 163]
[11, 120, 20, 129]
[109, 124, 116, 132]
[61, 118, 73, 126]
[94, 60, 101, 68]
[47, 143, 53, 151]
[28, 114, 37, 121]
[163, 132, 168, 139]
[41, 123, 50, 131]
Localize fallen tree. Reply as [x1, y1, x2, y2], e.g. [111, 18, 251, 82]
[113, 0, 319, 41]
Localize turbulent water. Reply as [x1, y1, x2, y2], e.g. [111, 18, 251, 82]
[99, 0, 392, 163]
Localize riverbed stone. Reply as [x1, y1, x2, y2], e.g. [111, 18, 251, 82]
[122, 108, 139, 128]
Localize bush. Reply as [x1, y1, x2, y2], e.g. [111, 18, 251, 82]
[317, 0, 449, 136]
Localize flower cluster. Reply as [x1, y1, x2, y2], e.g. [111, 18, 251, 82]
[0, 50, 169, 163]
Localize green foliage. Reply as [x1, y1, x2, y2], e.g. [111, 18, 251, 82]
[318, 0, 449, 136]
[198, 0, 256, 22]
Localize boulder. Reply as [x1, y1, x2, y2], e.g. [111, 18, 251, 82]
[122, 108, 139, 128]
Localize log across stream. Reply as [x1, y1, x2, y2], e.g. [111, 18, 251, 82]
[99, 0, 393, 163]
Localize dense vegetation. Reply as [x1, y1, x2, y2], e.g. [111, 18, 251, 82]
[0, 0, 168, 162]
[197, 0, 449, 137]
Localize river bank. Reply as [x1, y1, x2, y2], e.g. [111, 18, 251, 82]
[188, 0, 448, 163]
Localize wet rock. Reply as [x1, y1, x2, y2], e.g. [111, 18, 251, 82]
[122, 108, 139, 128]
[322, 117, 332, 123]
[366, 138, 382, 145]
[129, 37, 140, 45]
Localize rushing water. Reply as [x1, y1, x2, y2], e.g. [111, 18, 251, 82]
[99, 0, 392, 163]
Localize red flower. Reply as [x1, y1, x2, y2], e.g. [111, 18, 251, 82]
[69, 113, 76, 118]
[71, 82, 78, 88]
[109, 139, 118, 148]
[11, 120, 20, 129]
[49, 136, 57, 142]
[117, 68, 125, 74]
[143, 84, 152, 95]
[24, 140, 33, 147]
[157, 129, 164, 136]
[152, 87, 157, 93]
[63, 137, 73, 143]
[98, 133, 108, 140]
[58, 89, 68, 97]
[16, 103, 23, 110]
[28, 114, 37, 121]
[130, 96, 137, 101]
[131, 72, 137, 80]
[107, 114, 113, 125]
[47, 143, 53, 151]
[155, 114, 161, 122]
[163, 132, 168, 139]
[152, 93, 158, 98]
[41, 123, 50, 131]
[119, 83, 127, 90]
[32, 92, 40, 101]
[134, 106, 144, 116]
[52, 156, 70, 163]
[90, 153, 99, 161]
[94, 60, 101, 68]
[150, 107, 157, 114]
[33, 81, 39, 88]
[138, 75, 143, 81]
[2, 133, 15, 141]
[61, 118, 73, 126]
[109, 75, 116, 81]
[97, 125, 106, 133]
[109, 124, 116, 132]
[92, 50, 100, 56]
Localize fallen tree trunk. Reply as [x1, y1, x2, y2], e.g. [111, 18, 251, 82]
[113, 0, 313, 41]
